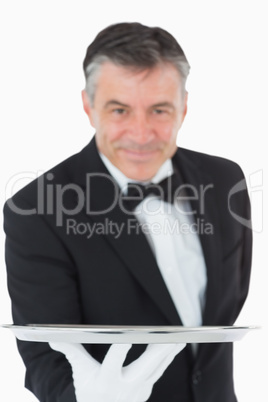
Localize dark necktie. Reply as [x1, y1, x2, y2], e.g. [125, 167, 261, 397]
[124, 173, 181, 211]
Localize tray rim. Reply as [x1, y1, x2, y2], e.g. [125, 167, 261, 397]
[1, 324, 261, 331]
[1, 323, 261, 346]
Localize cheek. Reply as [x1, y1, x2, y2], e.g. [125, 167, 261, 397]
[109, 122, 127, 140]
[97, 119, 123, 144]
[156, 121, 177, 141]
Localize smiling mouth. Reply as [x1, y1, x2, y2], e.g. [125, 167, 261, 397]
[120, 148, 160, 160]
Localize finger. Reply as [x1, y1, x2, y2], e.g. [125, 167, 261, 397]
[102, 343, 132, 373]
[145, 343, 186, 383]
[125, 343, 185, 380]
[49, 342, 99, 372]
[49, 341, 87, 358]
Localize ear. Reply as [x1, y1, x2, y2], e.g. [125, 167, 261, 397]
[181, 91, 188, 122]
[81, 90, 95, 127]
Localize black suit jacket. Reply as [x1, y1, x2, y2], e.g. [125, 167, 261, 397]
[4, 137, 252, 402]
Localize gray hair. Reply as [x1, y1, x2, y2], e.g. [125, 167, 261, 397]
[83, 23, 191, 104]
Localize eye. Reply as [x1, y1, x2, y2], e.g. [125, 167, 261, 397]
[113, 108, 127, 115]
[153, 108, 166, 115]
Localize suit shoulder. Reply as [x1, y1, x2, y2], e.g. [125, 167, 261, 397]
[4, 145, 86, 211]
[177, 147, 245, 181]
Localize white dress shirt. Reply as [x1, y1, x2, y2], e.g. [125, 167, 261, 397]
[100, 153, 207, 331]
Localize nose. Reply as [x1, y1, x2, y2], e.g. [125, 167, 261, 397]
[128, 111, 154, 144]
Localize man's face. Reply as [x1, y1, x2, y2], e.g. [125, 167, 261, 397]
[82, 62, 188, 181]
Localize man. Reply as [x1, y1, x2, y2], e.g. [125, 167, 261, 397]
[4, 22, 252, 402]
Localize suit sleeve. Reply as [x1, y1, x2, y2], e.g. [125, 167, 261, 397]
[237, 175, 253, 317]
[4, 195, 79, 402]
[221, 161, 253, 321]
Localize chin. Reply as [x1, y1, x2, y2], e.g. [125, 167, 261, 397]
[122, 165, 159, 182]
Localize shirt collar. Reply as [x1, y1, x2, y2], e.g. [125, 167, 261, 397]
[99, 152, 174, 194]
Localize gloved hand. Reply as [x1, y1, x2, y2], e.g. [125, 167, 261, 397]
[49, 342, 186, 402]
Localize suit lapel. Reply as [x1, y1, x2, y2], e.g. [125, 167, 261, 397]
[74, 138, 182, 325]
[173, 149, 223, 326]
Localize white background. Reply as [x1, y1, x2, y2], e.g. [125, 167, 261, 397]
[0, 1, 267, 400]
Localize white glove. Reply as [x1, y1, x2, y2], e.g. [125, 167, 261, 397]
[49, 342, 186, 402]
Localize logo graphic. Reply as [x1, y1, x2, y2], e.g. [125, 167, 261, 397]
[228, 170, 263, 233]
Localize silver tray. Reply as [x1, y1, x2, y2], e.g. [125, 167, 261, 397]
[1, 324, 259, 344]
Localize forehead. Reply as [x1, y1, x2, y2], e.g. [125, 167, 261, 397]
[94, 61, 183, 103]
